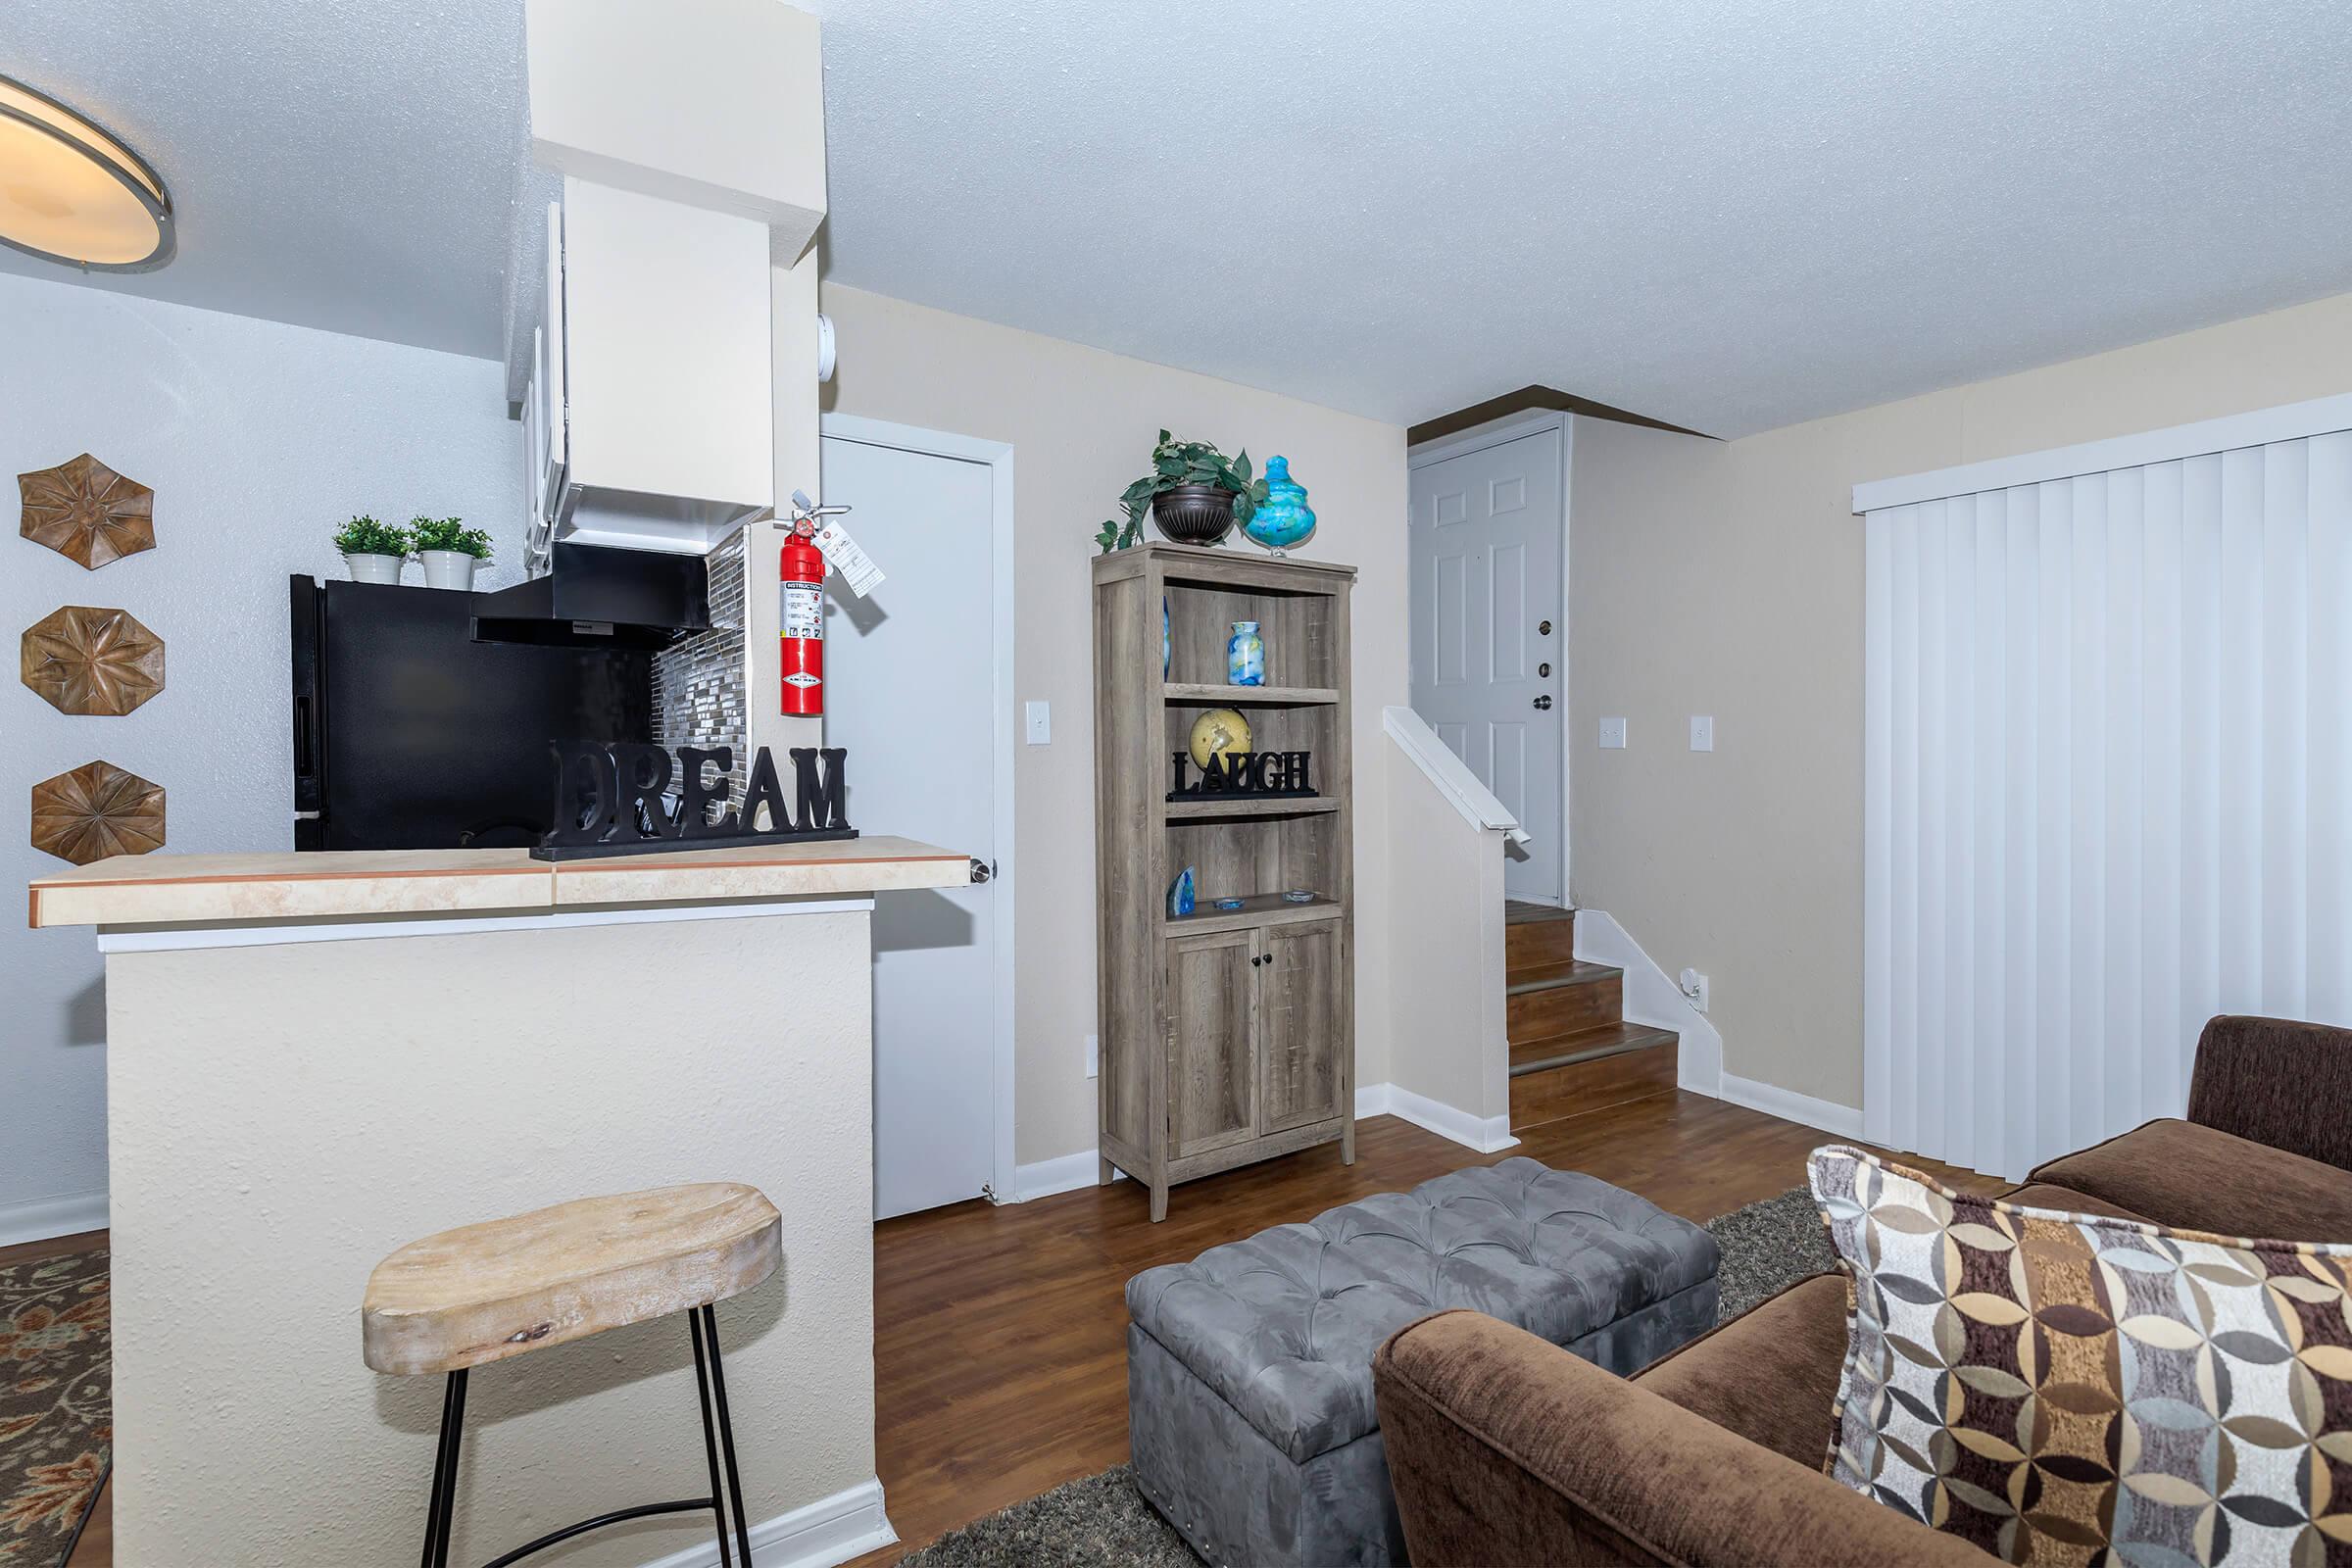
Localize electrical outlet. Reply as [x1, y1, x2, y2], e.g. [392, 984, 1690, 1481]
[1085, 1033, 1099, 1078]
[1678, 968, 1711, 1013]
[1598, 716, 1628, 750]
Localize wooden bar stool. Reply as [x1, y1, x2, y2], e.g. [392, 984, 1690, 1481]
[363, 1183, 782, 1568]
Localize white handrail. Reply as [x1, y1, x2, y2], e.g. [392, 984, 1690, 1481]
[1381, 707, 1531, 846]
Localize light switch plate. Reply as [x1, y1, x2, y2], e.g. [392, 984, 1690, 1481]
[1085, 1033, 1099, 1078]
[1598, 716, 1628, 750]
[1025, 700, 1052, 745]
[1690, 715, 1714, 752]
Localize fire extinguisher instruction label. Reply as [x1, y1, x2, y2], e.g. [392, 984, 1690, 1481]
[780, 580, 824, 639]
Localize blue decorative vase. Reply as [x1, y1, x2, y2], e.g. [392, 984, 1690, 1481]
[1242, 455, 1315, 555]
[1168, 865, 1196, 918]
[1227, 620, 1264, 686]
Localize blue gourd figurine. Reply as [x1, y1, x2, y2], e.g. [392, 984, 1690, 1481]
[1242, 455, 1316, 555]
[1168, 865, 1196, 918]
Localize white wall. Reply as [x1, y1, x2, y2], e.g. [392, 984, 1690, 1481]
[1566, 289, 2352, 1120]
[817, 284, 1409, 1169]
[2, 271, 520, 1236]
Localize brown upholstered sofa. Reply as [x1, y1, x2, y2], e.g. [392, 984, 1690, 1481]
[1372, 1015, 2352, 1567]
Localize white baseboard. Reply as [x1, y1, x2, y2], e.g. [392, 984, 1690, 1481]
[635, 1475, 893, 1568]
[0, 1190, 109, 1249]
[1716, 1073, 1863, 1140]
[1012, 1149, 1125, 1202]
[1012, 1080, 1522, 1201]
[1356, 1083, 1518, 1154]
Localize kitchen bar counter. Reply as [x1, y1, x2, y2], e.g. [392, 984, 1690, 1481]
[28, 837, 973, 927]
[38, 837, 963, 1564]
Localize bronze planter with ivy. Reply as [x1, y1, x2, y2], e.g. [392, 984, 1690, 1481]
[1152, 484, 1236, 546]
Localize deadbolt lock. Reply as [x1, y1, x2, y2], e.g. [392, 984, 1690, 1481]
[1539, 662, 1551, 677]
[1539, 619, 1553, 635]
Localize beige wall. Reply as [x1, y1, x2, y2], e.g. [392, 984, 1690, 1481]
[818, 285, 1409, 1166]
[1383, 737, 1509, 1126]
[1568, 290, 2352, 1111]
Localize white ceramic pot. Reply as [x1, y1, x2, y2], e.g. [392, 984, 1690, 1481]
[417, 550, 481, 591]
[344, 552, 405, 585]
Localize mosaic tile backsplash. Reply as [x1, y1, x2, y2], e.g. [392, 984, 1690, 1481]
[652, 532, 748, 802]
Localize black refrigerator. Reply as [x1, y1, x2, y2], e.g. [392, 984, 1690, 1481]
[289, 576, 653, 851]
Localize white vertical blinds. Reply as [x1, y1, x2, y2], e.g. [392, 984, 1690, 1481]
[1863, 426, 2352, 1180]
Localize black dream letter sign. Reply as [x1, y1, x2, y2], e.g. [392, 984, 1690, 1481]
[532, 741, 857, 860]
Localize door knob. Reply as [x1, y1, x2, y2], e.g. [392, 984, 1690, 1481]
[1533, 695, 1553, 710]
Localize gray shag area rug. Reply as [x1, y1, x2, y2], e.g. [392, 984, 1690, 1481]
[898, 1187, 1829, 1567]
[1702, 1184, 1837, 1320]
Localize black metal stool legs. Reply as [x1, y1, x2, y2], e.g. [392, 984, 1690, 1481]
[701, 1304, 756, 1562]
[412, 1307, 754, 1568]
[420, 1369, 468, 1568]
[686, 1316, 733, 1568]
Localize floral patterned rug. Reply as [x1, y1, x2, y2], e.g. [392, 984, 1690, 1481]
[0, 1249, 109, 1567]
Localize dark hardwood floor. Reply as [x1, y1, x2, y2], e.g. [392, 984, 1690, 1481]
[857, 1090, 1994, 1564]
[18, 1091, 1994, 1567]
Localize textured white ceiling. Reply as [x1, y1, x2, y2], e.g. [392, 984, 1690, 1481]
[810, 0, 2352, 435]
[8, 1, 2352, 436]
[0, 0, 530, 359]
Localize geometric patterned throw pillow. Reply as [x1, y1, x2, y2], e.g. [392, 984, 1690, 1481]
[1809, 1144, 2352, 1566]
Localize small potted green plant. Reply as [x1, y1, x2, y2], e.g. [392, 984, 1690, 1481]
[410, 515, 493, 590]
[1097, 430, 1271, 552]
[333, 515, 411, 584]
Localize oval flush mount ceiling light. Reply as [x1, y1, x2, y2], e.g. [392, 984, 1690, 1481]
[0, 74, 174, 271]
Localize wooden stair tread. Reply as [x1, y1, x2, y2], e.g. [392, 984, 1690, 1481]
[1505, 959, 1620, 995]
[1509, 1021, 1679, 1077]
[1503, 902, 1576, 926]
[362, 1182, 781, 1376]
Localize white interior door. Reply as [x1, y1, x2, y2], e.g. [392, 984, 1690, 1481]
[819, 431, 998, 1219]
[1408, 427, 1565, 904]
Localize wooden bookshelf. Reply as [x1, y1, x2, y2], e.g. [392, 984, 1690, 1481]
[1092, 542, 1356, 1221]
[1161, 683, 1340, 707]
[1162, 795, 1342, 820]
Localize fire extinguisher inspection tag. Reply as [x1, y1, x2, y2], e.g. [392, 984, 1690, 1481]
[812, 520, 886, 599]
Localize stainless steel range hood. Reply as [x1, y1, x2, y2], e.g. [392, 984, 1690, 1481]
[470, 543, 710, 650]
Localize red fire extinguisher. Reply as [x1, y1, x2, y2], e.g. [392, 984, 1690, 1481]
[780, 529, 826, 715]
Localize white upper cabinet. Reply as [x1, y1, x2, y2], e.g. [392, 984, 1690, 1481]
[544, 178, 775, 555]
[515, 0, 827, 558]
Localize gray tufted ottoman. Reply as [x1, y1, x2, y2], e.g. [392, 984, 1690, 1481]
[1123, 1158, 1719, 1566]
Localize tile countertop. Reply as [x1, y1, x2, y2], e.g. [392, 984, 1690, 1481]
[27, 838, 973, 928]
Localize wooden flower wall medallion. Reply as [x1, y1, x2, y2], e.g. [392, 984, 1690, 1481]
[30, 760, 166, 864]
[20, 453, 156, 569]
[22, 606, 166, 715]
